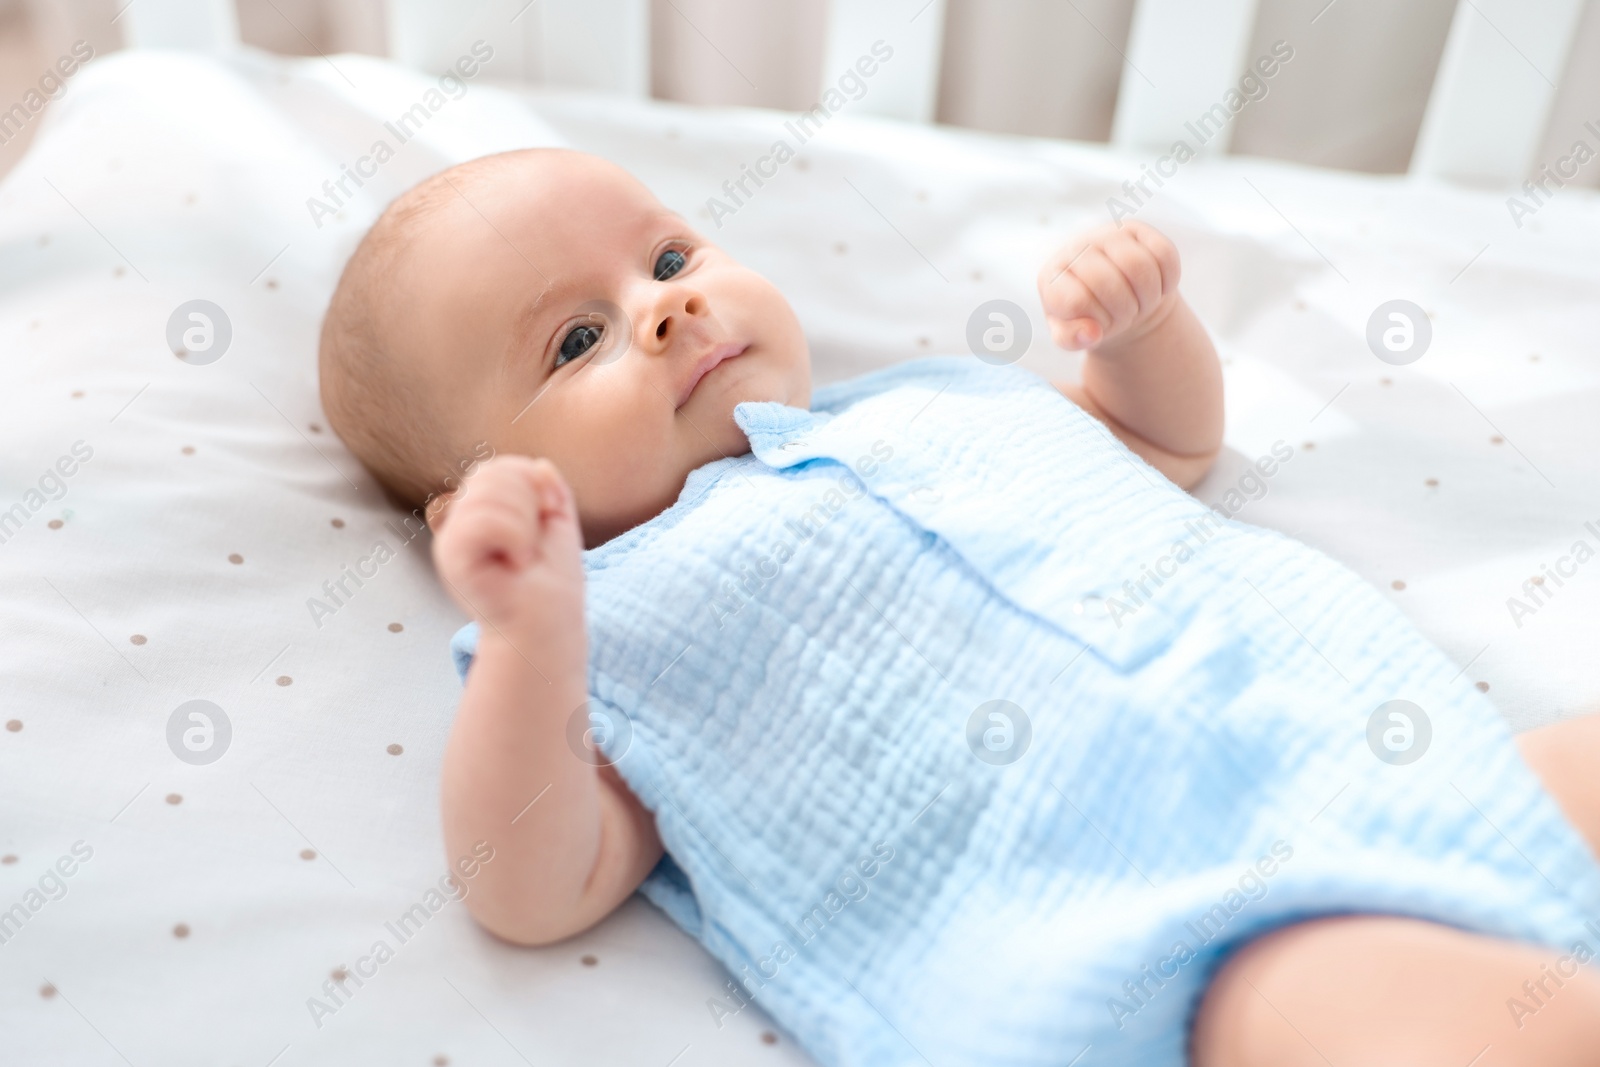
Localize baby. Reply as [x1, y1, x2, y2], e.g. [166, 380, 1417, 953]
[321, 148, 1600, 1066]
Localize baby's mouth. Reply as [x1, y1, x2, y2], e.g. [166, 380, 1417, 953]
[676, 342, 749, 409]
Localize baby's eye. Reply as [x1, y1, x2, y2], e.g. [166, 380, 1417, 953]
[653, 248, 687, 281]
[556, 324, 603, 367]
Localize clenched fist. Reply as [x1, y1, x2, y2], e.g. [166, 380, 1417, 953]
[430, 455, 587, 656]
[1037, 220, 1181, 353]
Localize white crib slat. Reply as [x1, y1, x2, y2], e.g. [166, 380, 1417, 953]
[538, 0, 650, 97]
[1411, 0, 1584, 185]
[820, 0, 946, 124]
[1111, 0, 1261, 155]
[387, 0, 497, 77]
[387, 0, 647, 93]
[120, 0, 239, 51]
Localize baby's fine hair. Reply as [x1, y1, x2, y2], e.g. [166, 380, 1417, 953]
[318, 149, 562, 508]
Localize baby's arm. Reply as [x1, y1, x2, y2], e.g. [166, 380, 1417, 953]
[1036, 221, 1224, 488]
[432, 456, 663, 945]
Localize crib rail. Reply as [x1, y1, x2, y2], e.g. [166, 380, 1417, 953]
[120, 0, 239, 52]
[116, 0, 1590, 187]
[1412, 0, 1586, 185]
[1112, 0, 1261, 157]
[821, 0, 947, 124]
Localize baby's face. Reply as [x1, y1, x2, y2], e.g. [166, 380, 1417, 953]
[401, 151, 811, 546]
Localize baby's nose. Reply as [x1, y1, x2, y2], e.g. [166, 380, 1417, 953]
[651, 290, 708, 346]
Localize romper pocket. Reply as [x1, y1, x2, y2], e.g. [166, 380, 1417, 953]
[734, 373, 1199, 671]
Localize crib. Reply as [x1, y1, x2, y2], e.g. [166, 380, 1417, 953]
[110, 0, 1599, 188]
[5, 1, 1600, 1065]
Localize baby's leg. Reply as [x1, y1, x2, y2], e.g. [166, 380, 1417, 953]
[1190, 915, 1600, 1066]
[1517, 714, 1600, 860]
[1193, 714, 1600, 1066]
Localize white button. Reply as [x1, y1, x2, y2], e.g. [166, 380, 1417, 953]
[1074, 594, 1105, 618]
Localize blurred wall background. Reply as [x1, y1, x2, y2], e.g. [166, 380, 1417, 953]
[4, 0, 1600, 188]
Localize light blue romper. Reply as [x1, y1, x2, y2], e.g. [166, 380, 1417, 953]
[453, 356, 1600, 1066]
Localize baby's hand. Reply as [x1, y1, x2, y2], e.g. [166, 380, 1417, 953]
[1037, 220, 1181, 352]
[430, 456, 586, 648]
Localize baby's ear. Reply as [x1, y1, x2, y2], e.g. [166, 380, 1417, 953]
[424, 490, 457, 533]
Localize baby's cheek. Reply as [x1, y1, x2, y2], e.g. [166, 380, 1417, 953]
[734, 273, 800, 336]
[609, 429, 699, 514]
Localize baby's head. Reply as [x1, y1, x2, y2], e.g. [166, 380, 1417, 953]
[320, 148, 811, 545]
